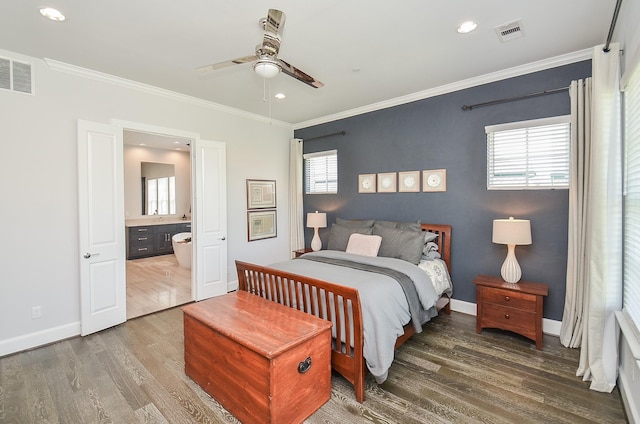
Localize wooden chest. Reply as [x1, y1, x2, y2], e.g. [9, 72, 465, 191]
[474, 274, 548, 349]
[183, 291, 332, 424]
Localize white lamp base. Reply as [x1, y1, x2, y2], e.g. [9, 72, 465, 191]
[311, 227, 322, 251]
[500, 244, 522, 283]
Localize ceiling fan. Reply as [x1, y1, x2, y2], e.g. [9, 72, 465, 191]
[197, 9, 323, 88]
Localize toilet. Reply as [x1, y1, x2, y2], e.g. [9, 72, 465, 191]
[172, 232, 192, 269]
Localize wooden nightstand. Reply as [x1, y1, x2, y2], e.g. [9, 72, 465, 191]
[474, 274, 548, 349]
[293, 248, 313, 257]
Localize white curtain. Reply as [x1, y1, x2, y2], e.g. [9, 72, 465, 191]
[289, 138, 305, 257]
[559, 43, 623, 392]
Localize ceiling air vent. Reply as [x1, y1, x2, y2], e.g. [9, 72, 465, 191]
[495, 19, 524, 42]
[0, 57, 33, 94]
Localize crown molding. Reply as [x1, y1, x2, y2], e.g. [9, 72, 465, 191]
[43, 58, 291, 128]
[293, 48, 593, 130]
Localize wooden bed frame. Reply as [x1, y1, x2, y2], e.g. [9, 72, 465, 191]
[235, 223, 452, 403]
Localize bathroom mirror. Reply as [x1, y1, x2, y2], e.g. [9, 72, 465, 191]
[141, 162, 176, 215]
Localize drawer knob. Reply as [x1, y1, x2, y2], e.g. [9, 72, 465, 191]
[297, 356, 312, 374]
[505, 296, 510, 301]
[504, 314, 510, 319]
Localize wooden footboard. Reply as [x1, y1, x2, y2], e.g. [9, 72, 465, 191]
[235, 260, 367, 402]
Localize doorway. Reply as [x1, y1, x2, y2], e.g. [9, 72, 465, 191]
[123, 129, 193, 319]
[78, 119, 228, 335]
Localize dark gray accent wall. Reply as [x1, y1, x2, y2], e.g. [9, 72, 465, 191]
[295, 60, 592, 321]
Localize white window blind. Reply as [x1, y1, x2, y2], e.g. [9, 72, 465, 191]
[304, 150, 337, 194]
[486, 116, 570, 189]
[624, 64, 640, 332]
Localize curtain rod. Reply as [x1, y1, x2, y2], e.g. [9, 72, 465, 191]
[300, 130, 346, 141]
[461, 86, 569, 111]
[603, 0, 623, 52]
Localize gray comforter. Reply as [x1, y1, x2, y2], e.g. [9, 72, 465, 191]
[268, 250, 441, 383]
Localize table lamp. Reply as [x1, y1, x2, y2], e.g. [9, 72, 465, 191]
[492, 217, 532, 283]
[306, 211, 327, 251]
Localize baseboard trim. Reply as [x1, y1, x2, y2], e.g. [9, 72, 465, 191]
[0, 322, 80, 357]
[449, 298, 561, 337]
[227, 279, 239, 292]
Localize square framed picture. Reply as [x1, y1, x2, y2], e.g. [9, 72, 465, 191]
[377, 173, 397, 193]
[422, 169, 447, 192]
[246, 179, 276, 209]
[358, 174, 376, 193]
[398, 171, 420, 192]
[247, 210, 277, 241]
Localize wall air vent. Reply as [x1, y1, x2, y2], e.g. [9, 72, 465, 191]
[495, 19, 525, 42]
[0, 57, 33, 94]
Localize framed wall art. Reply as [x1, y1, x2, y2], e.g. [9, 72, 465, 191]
[377, 172, 397, 193]
[358, 174, 376, 193]
[422, 169, 447, 192]
[247, 210, 277, 241]
[246, 179, 276, 209]
[398, 171, 420, 192]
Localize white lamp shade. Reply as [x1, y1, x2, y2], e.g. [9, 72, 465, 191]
[492, 217, 531, 245]
[306, 212, 327, 229]
[492, 216, 531, 283]
[253, 60, 280, 78]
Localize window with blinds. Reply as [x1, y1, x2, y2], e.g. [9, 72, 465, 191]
[486, 116, 571, 190]
[304, 150, 337, 194]
[624, 64, 640, 333]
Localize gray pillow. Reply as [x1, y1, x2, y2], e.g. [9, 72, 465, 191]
[327, 224, 373, 251]
[372, 225, 425, 264]
[424, 231, 438, 242]
[374, 220, 422, 232]
[336, 217, 375, 228]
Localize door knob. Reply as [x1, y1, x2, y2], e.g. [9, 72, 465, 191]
[219, 236, 226, 240]
[83, 252, 100, 259]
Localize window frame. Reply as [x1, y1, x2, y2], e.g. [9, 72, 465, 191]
[486, 115, 571, 190]
[304, 149, 338, 194]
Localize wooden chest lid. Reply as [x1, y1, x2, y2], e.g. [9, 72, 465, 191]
[183, 291, 332, 359]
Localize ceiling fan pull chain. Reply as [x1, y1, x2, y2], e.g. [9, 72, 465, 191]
[263, 77, 267, 102]
[268, 81, 272, 124]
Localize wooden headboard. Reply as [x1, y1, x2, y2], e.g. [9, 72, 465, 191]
[421, 223, 452, 273]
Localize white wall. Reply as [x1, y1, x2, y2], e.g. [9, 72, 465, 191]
[0, 49, 294, 355]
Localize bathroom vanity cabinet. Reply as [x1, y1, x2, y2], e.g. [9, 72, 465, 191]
[127, 222, 191, 259]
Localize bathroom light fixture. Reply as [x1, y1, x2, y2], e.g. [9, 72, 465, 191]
[492, 216, 531, 283]
[274, 93, 286, 100]
[253, 59, 280, 78]
[457, 21, 477, 34]
[306, 211, 327, 251]
[40, 7, 66, 21]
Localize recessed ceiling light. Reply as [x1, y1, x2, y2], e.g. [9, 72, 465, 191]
[40, 7, 66, 21]
[457, 21, 477, 34]
[274, 93, 286, 100]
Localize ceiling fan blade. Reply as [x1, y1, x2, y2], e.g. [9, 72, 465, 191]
[278, 58, 324, 88]
[264, 9, 285, 36]
[196, 55, 257, 73]
[261, 9, 285, 56]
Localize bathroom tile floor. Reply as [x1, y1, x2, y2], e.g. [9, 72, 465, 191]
[126, 254, 192, 319]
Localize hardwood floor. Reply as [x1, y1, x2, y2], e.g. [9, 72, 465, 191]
[0, 308, 626, 423]
[126, 255, 192, 319]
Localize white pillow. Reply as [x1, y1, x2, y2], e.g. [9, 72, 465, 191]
[346, 233, 382, 257]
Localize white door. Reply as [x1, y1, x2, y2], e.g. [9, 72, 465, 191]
[193, 139, 228, 300]
[77, 120, 126, 335]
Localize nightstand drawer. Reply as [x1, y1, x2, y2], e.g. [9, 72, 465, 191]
[482, 304, 536, 336]
[482, 287, 536, 312]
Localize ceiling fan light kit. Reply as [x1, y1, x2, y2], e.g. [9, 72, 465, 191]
[197, 9, 323, 88]
[253, 60, 280, 78]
